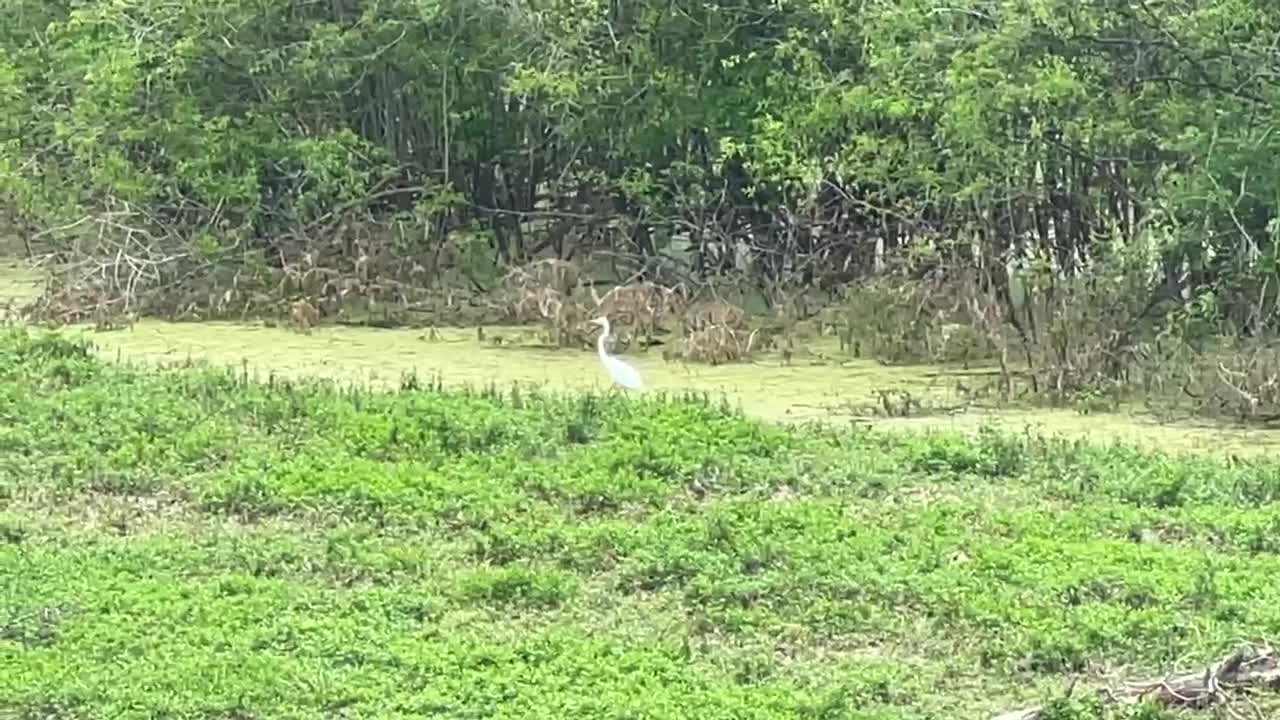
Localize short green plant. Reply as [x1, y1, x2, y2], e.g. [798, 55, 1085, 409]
[1, 329, 1278, 719]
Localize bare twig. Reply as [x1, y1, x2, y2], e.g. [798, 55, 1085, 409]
[993, 643, 1280, 720]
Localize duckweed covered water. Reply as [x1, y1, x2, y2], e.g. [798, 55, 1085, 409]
[3, 257, 1277, 456]
[71, 320, 1280, 456]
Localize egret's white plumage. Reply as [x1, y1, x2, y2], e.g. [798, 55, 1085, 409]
[590, 316, 643, 390]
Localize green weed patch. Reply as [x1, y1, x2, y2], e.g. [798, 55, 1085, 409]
[1, 329, 1278, 718]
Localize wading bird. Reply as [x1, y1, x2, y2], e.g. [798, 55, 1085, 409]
[589, 316, 643, 390]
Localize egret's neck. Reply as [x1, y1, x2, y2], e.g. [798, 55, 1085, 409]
[596, 330, 608, 357]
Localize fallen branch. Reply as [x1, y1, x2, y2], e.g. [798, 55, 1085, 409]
[993, 643, 1280, 720]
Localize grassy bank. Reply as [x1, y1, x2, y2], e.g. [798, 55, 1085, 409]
[1, 329, 1279, 719]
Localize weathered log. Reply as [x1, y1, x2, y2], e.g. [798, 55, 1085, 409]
[992, 643, 1280, 720]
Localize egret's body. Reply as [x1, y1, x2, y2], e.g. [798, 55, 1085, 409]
[590, 317, 643, 390]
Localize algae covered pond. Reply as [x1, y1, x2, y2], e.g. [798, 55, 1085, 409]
[3, 257, 1277, 456]
[63, 319, 1280, 456]
[0, 255, 43, 313]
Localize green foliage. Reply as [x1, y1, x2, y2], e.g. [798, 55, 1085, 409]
[1035, 695, 1177, 720]
[838, 277, 938, 363]
[2, 328, 1280, 717]
[2, 0, 1277, 317]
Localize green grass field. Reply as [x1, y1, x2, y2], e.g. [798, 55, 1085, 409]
[2, 329, 1278, 719]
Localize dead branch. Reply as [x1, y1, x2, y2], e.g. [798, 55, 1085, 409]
[993, 643, 1280, 720]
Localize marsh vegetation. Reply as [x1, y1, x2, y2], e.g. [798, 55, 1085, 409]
[2, 330, 1280, 720]
[4, 0, 1280, 716]
[3, 0, 1280, 427]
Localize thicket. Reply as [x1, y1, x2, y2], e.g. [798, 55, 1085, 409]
[1, 0, 1279, 414]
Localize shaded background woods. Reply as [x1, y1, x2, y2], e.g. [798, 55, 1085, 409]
[2, 0, 1280, 414]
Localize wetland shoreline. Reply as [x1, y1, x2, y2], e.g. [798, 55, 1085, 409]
[4, 258, 1277, 456]
[65, 319, 1280, 456]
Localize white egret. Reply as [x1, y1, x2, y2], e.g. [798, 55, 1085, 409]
[589, 316, 644, 390]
